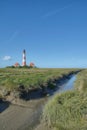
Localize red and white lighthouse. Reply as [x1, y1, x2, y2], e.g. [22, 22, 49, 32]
[22, 49, 26, 66]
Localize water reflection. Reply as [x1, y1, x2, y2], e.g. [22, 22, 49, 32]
[58, 75, 76, 92]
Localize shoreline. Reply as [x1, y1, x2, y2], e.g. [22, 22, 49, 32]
[0, 72, 78, 130]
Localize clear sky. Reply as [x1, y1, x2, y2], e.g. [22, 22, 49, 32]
[0, 0, 87, 68]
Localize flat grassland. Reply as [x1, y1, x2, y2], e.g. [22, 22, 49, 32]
[0, 68, 78, 99]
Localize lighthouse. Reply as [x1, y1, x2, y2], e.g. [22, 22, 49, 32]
[22, 49, 26, 66]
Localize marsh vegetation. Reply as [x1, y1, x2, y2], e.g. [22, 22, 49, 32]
[0, 68, 78, 100]
[42, 69, 87, 130]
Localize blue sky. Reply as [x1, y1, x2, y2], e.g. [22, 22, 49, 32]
[0, 0, 87, 68]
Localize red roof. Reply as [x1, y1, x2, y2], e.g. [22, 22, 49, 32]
[30, 62, 35, 67]
[14, 62, 20, 67]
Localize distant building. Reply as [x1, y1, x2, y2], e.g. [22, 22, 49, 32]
[13, 50, 36, 68]
[14, 62, 20, 67]
[29, 62, 35, 68]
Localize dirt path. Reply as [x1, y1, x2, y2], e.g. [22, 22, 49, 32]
[0, 98, 47, 130]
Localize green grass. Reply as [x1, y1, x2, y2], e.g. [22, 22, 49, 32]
[0, 68, 78, 90]
[42, 69, 87, 130]
[0, 68, 78, 98]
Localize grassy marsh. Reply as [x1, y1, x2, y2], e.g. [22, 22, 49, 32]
[0, 68, 78, 99]
[42, 69, 87, 130]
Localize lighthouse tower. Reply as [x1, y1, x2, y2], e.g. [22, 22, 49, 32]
[22, 49, 26, 66]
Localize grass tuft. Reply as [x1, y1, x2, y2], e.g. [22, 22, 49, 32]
[42, 69, 87, 130]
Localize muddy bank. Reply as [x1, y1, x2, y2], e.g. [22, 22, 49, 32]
[0, 97, 48, 130]
[0, 70, 80, 103]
